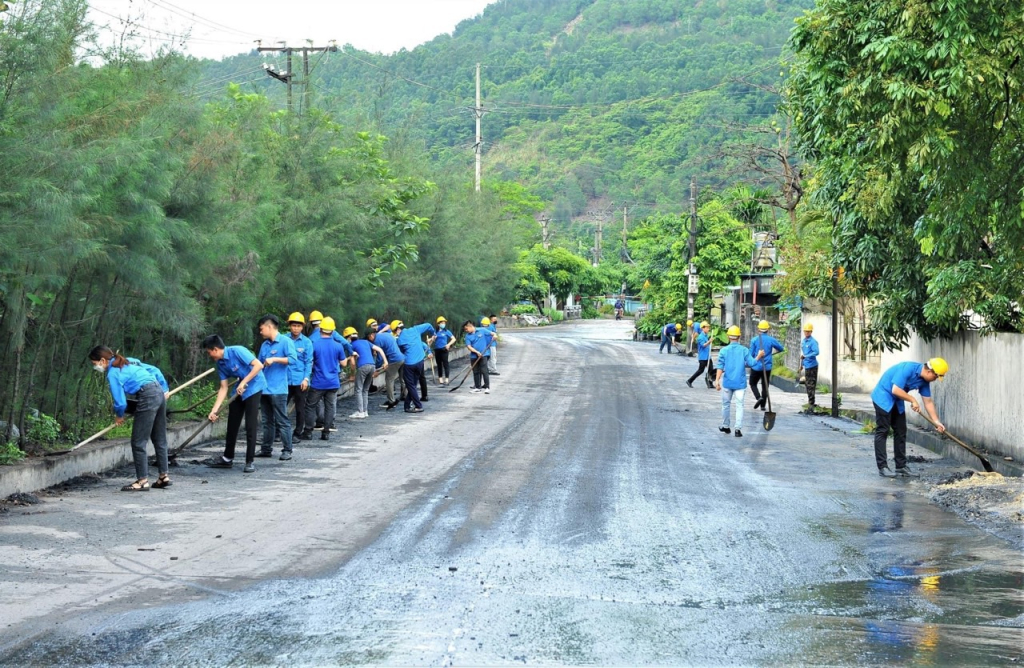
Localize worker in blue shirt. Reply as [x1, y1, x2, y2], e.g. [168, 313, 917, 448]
[396, 320, 436, 413]
[202, 335, 267, 473]
[346, 326, 387, 419]
[686, 322, 713, 387]
[715, 326, 764, 437]
[89, 346, 169, 491]
[486, 315, 500, 375]
[302, 317, 349, 442]
[871, 358, 948, 477]
[257, 314, 297, 461]
[125, 357, 169, 394]
[660, 322, 681, 354]
[433, 316, 456, 385]
[309, 309, 351, 429]
[749, 320, 786, 410]
[462, 320, 493, 393]
[374, 322, 405, 409]
[799, 323, 820, 413]
[688, 319, 701, 354]
[286, 312, 314, 440]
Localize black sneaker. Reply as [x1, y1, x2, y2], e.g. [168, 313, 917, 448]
[254, 451, 274, 458]
[204, 457, 233, 469]
[735, 430, 743, 437]
[421, 396, 429, 402]
[297, 431, 313, 441]
[243, 462, 256, 473]
[719, 426, 732, 434]
[320, 432, 329, 441]
[878, 466, 894, 477]
[686, 380, 694, 388]
[894, 466, 919, 478]
[491, 371, 500, 376]
[279, 451, 292, 461]
[314, 423, 324, 430]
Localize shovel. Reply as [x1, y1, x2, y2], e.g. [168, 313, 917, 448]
[449, 356, 482, 393]
[168, 392, 240, 458]
[917, 412, 995, 473]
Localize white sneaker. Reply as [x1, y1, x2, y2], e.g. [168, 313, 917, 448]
[484, 388, 490, 394]
[349, 412, 362, 418]
[470, 388, 482, 393]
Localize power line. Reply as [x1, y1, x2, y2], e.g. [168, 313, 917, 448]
[141, 0, 267, 40]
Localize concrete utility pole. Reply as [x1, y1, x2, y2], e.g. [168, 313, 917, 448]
[475, 62, 482, 192]
[539, 216, 551, 249]
[831, 261, 840, 418]
[258, 42, 337, 115]
[687, 176, 698, 323]
[622, 207, 628, 249]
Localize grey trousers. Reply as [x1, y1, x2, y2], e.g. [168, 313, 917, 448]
[130, 382, 168, 480]
[487, 346, 498, 373]
[305, 388, 337, 434]
[355, 365, 375, 413]
[385, 361, 404, 403]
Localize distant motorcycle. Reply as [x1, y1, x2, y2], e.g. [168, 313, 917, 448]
[614, 299, 625, 320]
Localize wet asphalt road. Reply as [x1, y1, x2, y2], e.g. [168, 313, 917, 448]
[1, 321, 1021, 666]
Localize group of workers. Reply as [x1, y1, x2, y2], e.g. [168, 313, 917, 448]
[658, 318, 950, 477]
[90, 311, 501, 490]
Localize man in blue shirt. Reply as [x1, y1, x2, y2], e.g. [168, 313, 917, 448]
[302, 317, 349, 442]
[799, 322, 820, 413]
[660, 322, 681, 354]
[397, 320, 436, 413]
[462, 320, 493, 393]
[715, 326, 764, 437]
[309, 310, 351, 430]
[286, 312, 314, 440]
[203, 335, 268, 473]
[871, 358, 948, 477]
[686, 322, 713, 387]
[749, 320, 786, 411]
[375, 321, 406, 409]
[257, 314, 297, 461]
[688, 319, 701, 354]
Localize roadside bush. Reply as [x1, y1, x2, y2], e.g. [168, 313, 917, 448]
[542, 308, 565, 322]
[582, 305, 600, 319]
[26, 412, 61, 445]
[598, 304, 614, 315]
[0, 442, 26, 465]
[510, 304, 537, 316]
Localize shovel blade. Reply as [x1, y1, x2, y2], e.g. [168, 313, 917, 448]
[763, 411, 777, 431]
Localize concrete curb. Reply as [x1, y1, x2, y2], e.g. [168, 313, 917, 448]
[0, 348, 473, 498]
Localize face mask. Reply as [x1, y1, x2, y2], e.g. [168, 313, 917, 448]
[93, 363, 105, 373]
[439, 324, 446, 330]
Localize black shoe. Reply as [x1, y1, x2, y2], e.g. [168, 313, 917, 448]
[297, 431, 313, 441]
[314, 422, 324, 430]
[279, 451, 292, 461]
[753, 398, 764, 410]
[254, 451, 273, 458]
[243, 462, 256, 473]
[878, 466, 894, 477]
[203, 457, 233, 469]
[686, 380, 694, 388]
[894, 466, 918, 478]
[719, 426, 732, 434]
[421, 396, 429, 402]
[491, 371, 500, 376]
[291, 430, 303, 440]
[320, 432, 329, 441]
[735, 430, 742, 437]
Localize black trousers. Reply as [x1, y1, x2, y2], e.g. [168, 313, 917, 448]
[288, 384, 308, 434]
[804, 366, 818, 406]
[873, 402, 907, 469]
[687, 360, 708, 385]
[749, 369, 772, 401]
[472, 356, 490, 389]
[224, 392, 261, 464]
[403, 361, 424, 409]
[435, 348, 450, 378]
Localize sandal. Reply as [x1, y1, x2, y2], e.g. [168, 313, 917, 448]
[121, 479, 150, 492]
[152, 475, 172, 489]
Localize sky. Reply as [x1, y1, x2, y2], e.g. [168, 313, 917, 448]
[87, 0, 498, 60]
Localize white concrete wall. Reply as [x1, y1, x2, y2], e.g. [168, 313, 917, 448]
[881, 331, 1023, 461]
[800, 313, 881, 392]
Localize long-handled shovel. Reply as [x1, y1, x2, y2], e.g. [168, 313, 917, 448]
[449, 356, 482, 393]
[168, 392, 240, 458]
[759, 334, 777, 431]
[918, 412, 995, 473]
[49, 368, 217, 456]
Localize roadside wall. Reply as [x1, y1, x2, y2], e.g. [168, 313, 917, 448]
[881, 331, 1022, 462]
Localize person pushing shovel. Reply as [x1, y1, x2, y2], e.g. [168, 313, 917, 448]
[871, 358, 948, 478]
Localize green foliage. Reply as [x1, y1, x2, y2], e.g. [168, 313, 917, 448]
[509, 304, 538, 316]
[542, 307, 565, 322]
[26, 412, 61, 445]
[520, 245, 602, 307]
[0, 442, 26, 465]
[789, 0, 1024, 346]
[581, 305, 600, 319]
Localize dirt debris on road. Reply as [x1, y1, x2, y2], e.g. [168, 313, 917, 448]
[929, 471, 1024, 548]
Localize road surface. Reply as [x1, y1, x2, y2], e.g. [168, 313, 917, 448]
[1, 320, 1021, 665]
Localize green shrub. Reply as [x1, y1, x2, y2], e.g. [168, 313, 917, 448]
[582, 305, 600, 319]
[542, 308, 564, 322]
[597, 304, 614, 315]
[26, 412, 61, 445]
[0, 442, 26, 465]
[510, 304, 537, 316]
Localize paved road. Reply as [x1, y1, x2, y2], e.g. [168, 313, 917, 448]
[1, 321, 1021, 665]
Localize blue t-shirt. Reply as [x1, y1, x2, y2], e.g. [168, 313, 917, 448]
[398, 323, 437, 365]
[750, 335, 785, 371]
[433, 328, 455, 350]
[216, 346, 268, 400]
[374, 331, 404, 363]
[350, 339, 377, 368]
[692, 322, 702, 335]
[127, 357, 169, 392]
[663, 324, 679, 338]
[287, 333, 314, 386]
[465, 329, 493, 359]
[801, 335, 820, 369]
[487, 323, 498, 348]
[715, 341, 758, 390]
[106, 364, 160, 417]
[696, 333, 711, 361]
[871, 362, 932, 413]
[310, 336, 347, 390]
[258, 334, 297, 395]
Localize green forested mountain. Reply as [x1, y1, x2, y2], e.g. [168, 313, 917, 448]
[202, 0, 813, 242]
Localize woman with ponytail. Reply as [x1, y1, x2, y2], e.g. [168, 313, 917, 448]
[88, 346, 171, 491]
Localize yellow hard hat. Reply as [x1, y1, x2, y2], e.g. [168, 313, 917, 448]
[687, 320, 693, 326]
[481, 317, 491, 326]
[390, 320, 404, 331]
[803, 323, 814, 332]
[309, 310, 324, 322]
[674, 323, 682, 330]
[727, 325, 741, 337]
[927, 357, 949, 378]
[700, 321, 710, 328]
[320, 317, 336, 332]
[436, 316, 447, 323]
[342, 326, 357, 338]
[366, 318, 377, 328]
[758, 320, 770, 331]
[287, 312, 305, 324]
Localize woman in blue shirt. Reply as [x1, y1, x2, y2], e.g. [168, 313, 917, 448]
[89, 346, 169, 491]
[433, 316, 456, 385]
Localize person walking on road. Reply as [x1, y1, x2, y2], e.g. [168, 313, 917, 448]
[660, 322, 681, 354]
[374, 321, 405, 409]
[303, 317, 348, 441]
[257, 314, 297, 461]
[715, 326, 764, 438]
[686, 322, 712, 387]
[688, 319, 701, 354]
[799, 323, 820, 413]
[203, 335, 267, 473]
[346, 326, 387, 419]
[396, 320, 436, 413]
[286, 312, 313, 440]
[433, 316, 456, 384]
[871, 359, 948, 477]
[463, 320, 492, 393]
[89, 346, 169, 491]
[749, 320, 785, 410]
